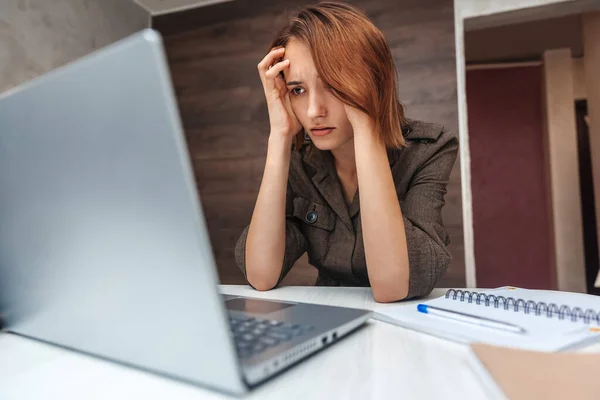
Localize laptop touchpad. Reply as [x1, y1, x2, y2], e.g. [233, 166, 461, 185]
[225, 297, 295, 315]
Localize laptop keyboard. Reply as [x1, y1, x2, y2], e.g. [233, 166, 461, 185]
[229, 315, 314, 359]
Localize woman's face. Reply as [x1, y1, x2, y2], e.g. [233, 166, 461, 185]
[283, 40, 354, 151]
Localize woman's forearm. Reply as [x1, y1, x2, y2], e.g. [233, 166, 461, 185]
[354, 130, 410, 302]
[244, 135, 293, 291]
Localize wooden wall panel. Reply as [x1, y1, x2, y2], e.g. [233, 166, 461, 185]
[153, 0, 464, 288]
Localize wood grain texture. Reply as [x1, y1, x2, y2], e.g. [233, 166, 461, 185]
[153, 0, 463, 288]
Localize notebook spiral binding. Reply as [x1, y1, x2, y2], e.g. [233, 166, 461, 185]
[444, 289, 600, 325]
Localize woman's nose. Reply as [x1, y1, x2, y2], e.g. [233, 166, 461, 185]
[307, 92, 327, 119]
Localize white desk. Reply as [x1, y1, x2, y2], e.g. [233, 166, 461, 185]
[1, 286, 597, 399]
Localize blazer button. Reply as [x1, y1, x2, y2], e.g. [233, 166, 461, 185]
[305, 211, 318, 224]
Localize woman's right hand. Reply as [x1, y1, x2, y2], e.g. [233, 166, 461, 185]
[257, 47, 302, 141]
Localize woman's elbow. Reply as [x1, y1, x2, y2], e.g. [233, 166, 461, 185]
[405, 249, 451, 300]
[371, 248, 451, 303]
[234, 230, 278, 291]
[373, 291, 406, 303]
[246, 274, 278, 292]
[371, 279, 409, 303]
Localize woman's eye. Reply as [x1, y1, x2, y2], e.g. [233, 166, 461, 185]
[291, 87, 305, 96]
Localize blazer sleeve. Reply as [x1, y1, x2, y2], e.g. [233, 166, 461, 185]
[395, 130, 459, 299]
[234, 182, 308, 288]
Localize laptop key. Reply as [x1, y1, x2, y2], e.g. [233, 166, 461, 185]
[241, 333, 255, 342]
[251, 343, 265, 353]
[291, 329, 305, 337]
[229, 315, 314, 357]
[237, 341, 252, 349]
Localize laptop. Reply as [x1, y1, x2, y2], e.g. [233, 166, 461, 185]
[0, 29, 372, 395]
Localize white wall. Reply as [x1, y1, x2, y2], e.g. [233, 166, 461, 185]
[134, 0, 232, 15]
[453, 4, 475, 287]
[0, 0, 150, 93]
[137, 0, 577, 17]
[456, 0, 577, 19]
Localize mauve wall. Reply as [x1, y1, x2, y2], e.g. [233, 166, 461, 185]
[467, 66, 554, 289]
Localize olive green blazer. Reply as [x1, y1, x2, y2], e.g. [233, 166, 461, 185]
[235, 120, 459, 299]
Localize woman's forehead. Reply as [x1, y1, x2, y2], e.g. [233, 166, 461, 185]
[285, 39, 310, 56]
[285, 41, 318, 81]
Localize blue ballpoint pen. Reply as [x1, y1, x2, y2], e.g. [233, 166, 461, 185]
[417, 304, 527, 334]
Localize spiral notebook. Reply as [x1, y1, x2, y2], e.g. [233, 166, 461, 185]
[374, 287, 600, 352]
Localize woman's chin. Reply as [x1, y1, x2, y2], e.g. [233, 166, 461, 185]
[310, 135, 353, 151]
[310, 142, 327, 151]
[309, 136, 338, 151]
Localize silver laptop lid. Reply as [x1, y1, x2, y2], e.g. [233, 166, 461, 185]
[0, 29, 246, 395]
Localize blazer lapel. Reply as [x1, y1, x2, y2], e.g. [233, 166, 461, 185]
[348, 188, 360, 218]
[305, 146, 354, 231]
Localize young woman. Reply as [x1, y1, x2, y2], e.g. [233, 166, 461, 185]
[234, 2, 458, 302]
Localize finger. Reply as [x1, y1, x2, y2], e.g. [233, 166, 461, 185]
[257, 47, 286, 73]
[263, 59, 289, 96]
[265, 59, 289, 80]
[274, 71, 288, 94]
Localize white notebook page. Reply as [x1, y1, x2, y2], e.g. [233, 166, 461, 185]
[374, 287, 600, 351]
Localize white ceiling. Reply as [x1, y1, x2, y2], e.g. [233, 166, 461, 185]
[133, 0, 234, 15]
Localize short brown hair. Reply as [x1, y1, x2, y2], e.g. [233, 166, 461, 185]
[270, 1, 407, 149]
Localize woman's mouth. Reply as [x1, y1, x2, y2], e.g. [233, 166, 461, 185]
[310, 127, 335, 137]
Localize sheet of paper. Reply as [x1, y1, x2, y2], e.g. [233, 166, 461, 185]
[471, 343, 600, 400]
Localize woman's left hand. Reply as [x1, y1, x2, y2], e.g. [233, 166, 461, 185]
[343, 103, 374, 134]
